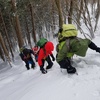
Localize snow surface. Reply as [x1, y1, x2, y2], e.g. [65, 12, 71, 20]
[0, 36, 100, 100]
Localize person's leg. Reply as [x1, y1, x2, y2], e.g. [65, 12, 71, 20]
[29, 57, 35, 69]
[46, 56, 53, 69]
[58, 58, 76, 74]
[40, 59, 47, 74]
[25, 61, 30, 70]
[88, 41, 100, 53]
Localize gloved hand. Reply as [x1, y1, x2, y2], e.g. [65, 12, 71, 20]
[40, 66, 47, 74]
[96, 47, 100, 53]
[50, 54, 55, 61]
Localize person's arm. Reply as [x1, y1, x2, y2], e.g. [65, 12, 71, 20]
[37, 49, 47, 74]
[38, 49, 44, 66]
[29, 49, 35, 55]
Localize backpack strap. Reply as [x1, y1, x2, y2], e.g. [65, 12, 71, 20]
[65, 38, 70, 52]
[65, 36, 78, 52]
[41, 43, 47, 56]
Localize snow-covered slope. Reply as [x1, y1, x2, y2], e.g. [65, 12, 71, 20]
[0, 37, 100, 100]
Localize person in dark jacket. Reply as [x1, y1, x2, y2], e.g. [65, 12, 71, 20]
[38, 41, 55, 74]
[19, 46, 35, 70]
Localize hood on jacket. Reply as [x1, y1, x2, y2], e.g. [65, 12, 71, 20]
[45, 42, 54, 52]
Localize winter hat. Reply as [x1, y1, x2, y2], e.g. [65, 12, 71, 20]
[32, 46, 40, 54]
[20, 45, 26, 52]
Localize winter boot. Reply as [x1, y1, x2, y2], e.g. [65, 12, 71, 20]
[25, 65, 30, 70]
[67, 66, 76, 74]
[40, 67, 47, 74]
[31, 64, 36, 69]
[46, 63, 53, 70]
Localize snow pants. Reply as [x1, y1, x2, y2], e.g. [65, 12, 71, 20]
[58, 58, 76, 74]
[41, 55, 53, 69]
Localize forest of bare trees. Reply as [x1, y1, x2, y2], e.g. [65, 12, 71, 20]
[0, 0, 100, 65]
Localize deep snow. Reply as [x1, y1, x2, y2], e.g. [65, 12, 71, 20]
[0, 35, 100, 100]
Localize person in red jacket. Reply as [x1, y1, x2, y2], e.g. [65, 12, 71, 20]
[38, 41, 55, 74]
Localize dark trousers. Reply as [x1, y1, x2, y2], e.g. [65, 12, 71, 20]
[58, 58, 76, 74]
[41, 56, 53, 69]
[58, 58, 71, 69]
[25, 57, 35, 70]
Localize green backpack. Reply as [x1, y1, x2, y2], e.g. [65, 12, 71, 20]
[37, 38, 48, 47]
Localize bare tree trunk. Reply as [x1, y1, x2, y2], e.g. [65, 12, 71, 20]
[11, 0, 24, 48]
[51, 0, 56, 36]
[25, 14, 32, 48]
[84, 0, 94, 38]
[38, 26, 43, 38]
[10, 17, 18, 43]
[29, 2, 37, 44]
[94, 0, 100, 32]
[0, 32, 12, 67]
[0, 9, 14, 60]
[9, 14, 17, 52]
[0, 46, 5, 61]
[55, 0, 63, 28]
[68, 0, 73, 24]
[91, 0, 96, 15]
[64, 0, 69, 23]
[15, 15, 24, 47]
[77, 0, 83, 27]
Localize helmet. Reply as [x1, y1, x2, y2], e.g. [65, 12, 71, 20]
[32, 46, 40, 54]
[20, 45, 26, 52]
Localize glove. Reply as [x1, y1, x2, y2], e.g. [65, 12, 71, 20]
[40, 66, 47, 74]
[50, 54, 55, 61]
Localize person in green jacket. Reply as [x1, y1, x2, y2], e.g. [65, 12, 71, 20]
[56, 24, 100, 74]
